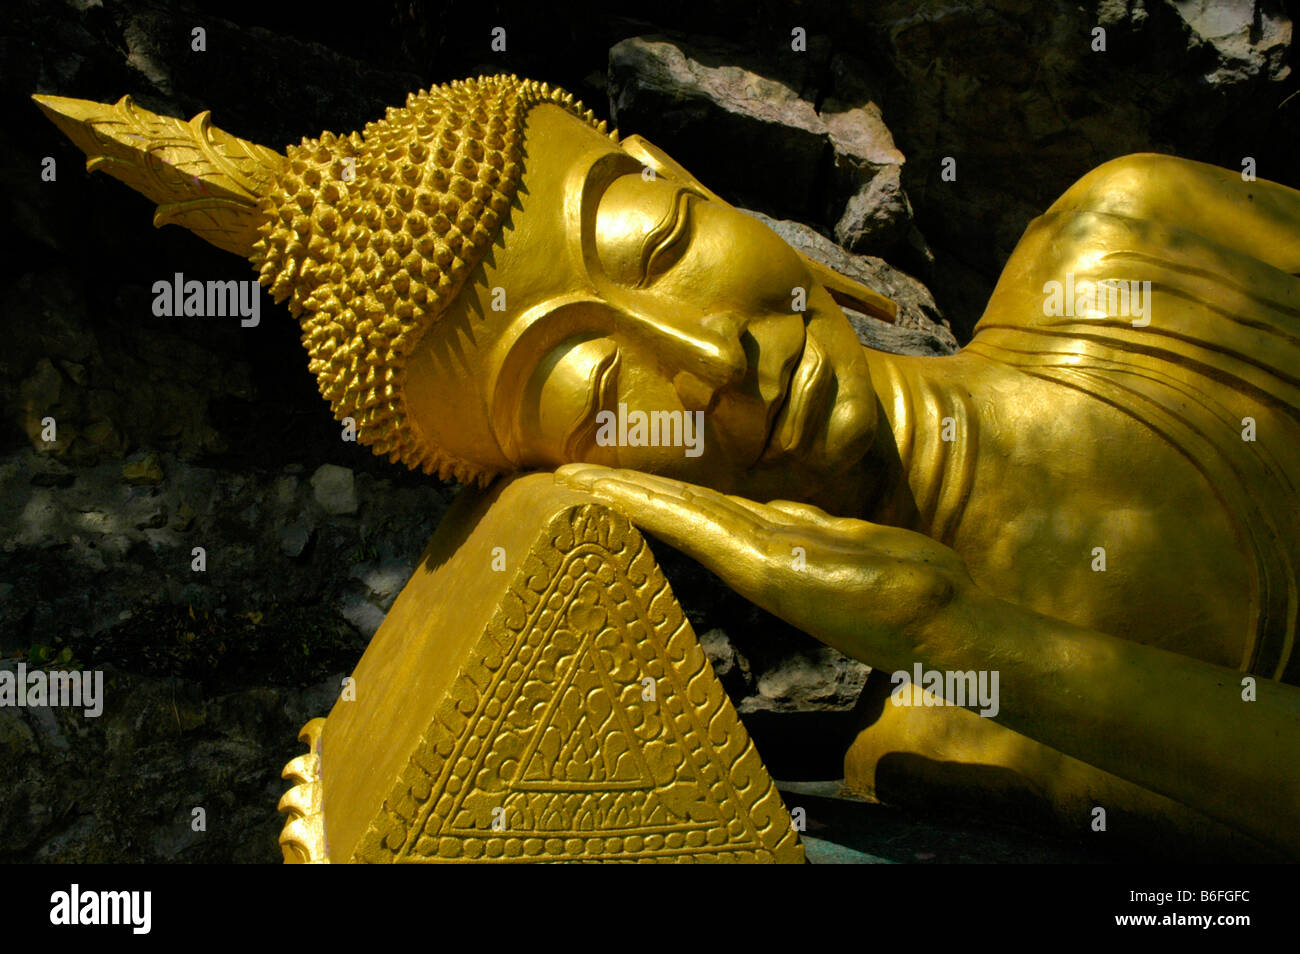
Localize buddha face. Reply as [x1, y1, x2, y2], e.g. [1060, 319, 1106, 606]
[401, 104, 878, 501]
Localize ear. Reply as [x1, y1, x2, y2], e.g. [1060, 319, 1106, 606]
[803, 259, 898, 324]
[618, 134, 897, 324]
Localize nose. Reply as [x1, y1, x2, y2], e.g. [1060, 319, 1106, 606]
[627, 311, 749, 411]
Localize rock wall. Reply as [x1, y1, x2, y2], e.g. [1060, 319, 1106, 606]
[3, 0, 1297, 861]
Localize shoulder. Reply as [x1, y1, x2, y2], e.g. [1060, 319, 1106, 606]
[964, 157, 1300, 683]
[973, 152, 1300, 343]
[1044, 153, 1229, 221]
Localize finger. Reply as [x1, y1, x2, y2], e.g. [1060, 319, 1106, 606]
[765, 499, 837, 523]
[557, 464, 779, 533]
[716, 493, 822, 528]
[558, 464, 731, 505]
[554, 465, 778, 576]
[558, 465, 771, 538]
[558, 463, 799, 527]
[765, 499, 876, 538]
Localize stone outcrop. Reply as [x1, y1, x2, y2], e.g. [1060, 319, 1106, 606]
[742, 209, 957, 355]
[608, 34, 919, 259]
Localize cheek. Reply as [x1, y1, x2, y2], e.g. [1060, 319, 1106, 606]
[602, 362, 713, 471]
[673, 209, 809, 311]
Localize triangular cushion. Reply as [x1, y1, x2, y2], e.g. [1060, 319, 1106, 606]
[334, 476, 803, 863]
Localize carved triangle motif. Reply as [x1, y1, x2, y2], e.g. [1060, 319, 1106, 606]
[514, 625, 660, 791]
[354, 503, 803, 863]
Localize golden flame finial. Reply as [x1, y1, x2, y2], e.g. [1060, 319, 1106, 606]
[32, 93, 285, 257]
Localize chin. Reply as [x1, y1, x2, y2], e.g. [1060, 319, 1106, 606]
[807, 314, 878, 477]
[819, 392, 876, 472]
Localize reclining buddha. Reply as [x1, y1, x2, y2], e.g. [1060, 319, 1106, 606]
[34, 73, 1300, 861]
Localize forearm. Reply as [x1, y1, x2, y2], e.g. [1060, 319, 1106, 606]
[894, 588, 1300, 853]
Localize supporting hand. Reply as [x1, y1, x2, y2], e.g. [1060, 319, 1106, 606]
[555, 463, 973, 671]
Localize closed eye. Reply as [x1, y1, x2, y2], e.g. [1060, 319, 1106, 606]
[562, 344, 621, 460]
[637, 189, 698, 286]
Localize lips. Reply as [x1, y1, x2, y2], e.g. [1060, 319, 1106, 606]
[759, 328, 829, 463]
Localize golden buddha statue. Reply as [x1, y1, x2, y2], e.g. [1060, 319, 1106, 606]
[35, 74, 1300, 861]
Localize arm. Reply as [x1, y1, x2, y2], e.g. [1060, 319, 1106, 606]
[556, 464, 1300, 855]
[915, 586, 1300, 855]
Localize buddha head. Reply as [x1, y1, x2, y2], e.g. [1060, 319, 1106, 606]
[39, 76, 895, 503]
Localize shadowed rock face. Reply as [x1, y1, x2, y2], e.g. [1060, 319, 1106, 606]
[739, 209, 957, 355]
[608, 35, 917, 259]
[0, 667, 343, 863]
[856, 0, 1297, 336]
[5, 0, 1297, 862]
[602, 4, 1298, 337]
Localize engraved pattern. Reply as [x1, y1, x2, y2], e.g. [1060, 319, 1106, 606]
[352, 504, 803, 863]
[33, 94, 285, 256]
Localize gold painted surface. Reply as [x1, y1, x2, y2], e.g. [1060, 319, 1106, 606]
[36, 75, 1300, 857]
[32, 94, 284, 257]
[315, 473, 803, 863]
[278, 718, 328, 864]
